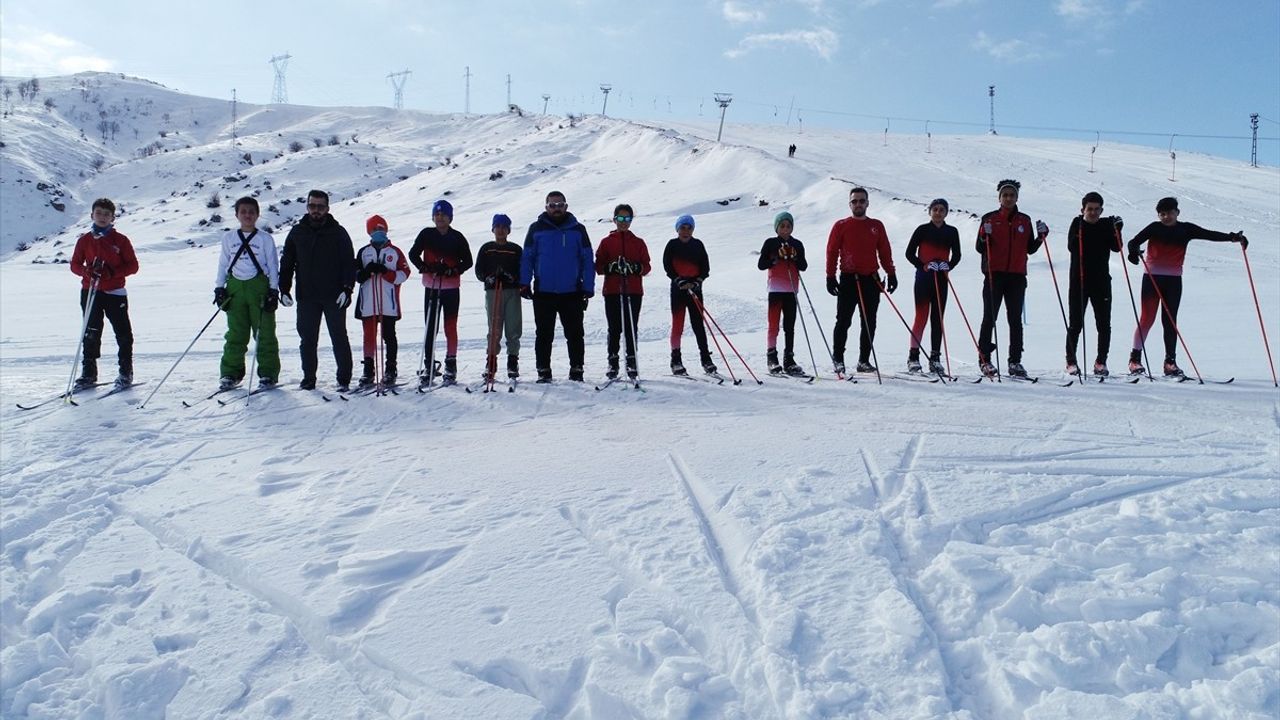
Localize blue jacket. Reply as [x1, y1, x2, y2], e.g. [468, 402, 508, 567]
[520, 211, 595, 295]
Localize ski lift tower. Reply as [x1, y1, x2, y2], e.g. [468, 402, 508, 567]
[714, 93, 733, 142]
[600, 84, 612, 116]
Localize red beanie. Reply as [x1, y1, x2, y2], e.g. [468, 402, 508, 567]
[366, 214, 388, 235]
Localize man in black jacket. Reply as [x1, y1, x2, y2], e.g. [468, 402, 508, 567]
[1065, 191, 1122, 377]
[279, 189, 356, 390]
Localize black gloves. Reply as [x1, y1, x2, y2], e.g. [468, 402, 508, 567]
[1231, 232, 1249, 250]
[214, 287, 229, 308]
[336, 290, 353, 309]
[1110, 216, 1124, 232]
[826, 276, 839, 296]
[519, 285, 533, 300]
[263, 288, 279, 313]
[367, 262, 388, 275]
[885, 274, 898, 294]
[1127, 241, 1142, 266]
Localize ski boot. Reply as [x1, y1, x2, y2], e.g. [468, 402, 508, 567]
[606, 354, 619, 380]
[671, 348, 687, 376]
[74, 359, 98, 390]
[700, 350, 717, 376]
[907, 349, 923, 373]
[536, 367, 553, 384]
[1128, 350, 1145, 376]
[443, 355, 458, 383]
[928, 356, 946, 375]
[783, 351, 805, 376]
[978, 354, 997, 378]
[384, 357, 398, 383]
[357, 358, 376, 388]
[507, 355, 520, 379]
[1092, 361, 1109, 378]
[625, 354, 638, 380]
[766, 348, 782, 374]
[569, 366, 585, 382]
[856, 361, 877, 373]
[219, 375, 241, 391]
[833, 359, 846, 375]
[1007, 362, 1028, 378]
[257, 376, 277, 389]
[1163, 360, 1185, 379]
[115, 361, 133, 389]
[1065, 357, 1080, 376]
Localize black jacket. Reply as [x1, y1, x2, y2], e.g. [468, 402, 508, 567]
[663, 237, 711, 285]
[280, 214, 356, 301]
[905, 223, 962, 269]
[474, 241, 523, 284]
[1066, 216, 1121, 280]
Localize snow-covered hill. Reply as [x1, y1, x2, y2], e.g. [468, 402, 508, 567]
[1, 73, 1278, 719]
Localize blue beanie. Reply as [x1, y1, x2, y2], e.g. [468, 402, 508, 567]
[773, 211, 794, 232]
[432, 199, 453, 219]
[492, 213, 512, 229]
[675, 214, 695, 231]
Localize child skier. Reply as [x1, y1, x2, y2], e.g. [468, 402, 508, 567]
[70, 197, 139, 388]
[214, 196, 280, 390]
[409, 199, 473, 385]
[474, 214, 524, 381]
[355, 215, 411, 387]
[595, 204, 651, 379]
[1126, 197, 1248, 377]
[663, 214, 716, 376]
[757, 211, 809, 375]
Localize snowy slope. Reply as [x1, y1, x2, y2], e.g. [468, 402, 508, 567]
[1, 74, 1278, 720]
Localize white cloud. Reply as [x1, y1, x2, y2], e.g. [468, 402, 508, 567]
[725, 27, 838, 60]
[722, 1, 765, 23]
[1056, 0, 1105, 20]
[0, 24, 113, 76]
[972, 31, 1042, 62]
[932, 0, 979, 7]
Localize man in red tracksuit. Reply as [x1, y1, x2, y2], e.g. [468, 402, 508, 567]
[69, 197, 140, 388]
[825, 187, 897, 374]
[976, 179, 1048, 378]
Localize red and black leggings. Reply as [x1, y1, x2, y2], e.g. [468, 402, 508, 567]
[909, 269, 948, 359]
[1133, 273, 1182, 362]
[424, 288, 460, 356]
[767, 292, 798, 354]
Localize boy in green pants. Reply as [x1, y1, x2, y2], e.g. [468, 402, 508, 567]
[473, 214, 523, 381]
[214, 196, 281, 389]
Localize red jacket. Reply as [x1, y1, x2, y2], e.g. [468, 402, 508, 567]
[594, 230, 652, 295]
[826, 217, 895, 277]
[70, 228, 139, 291]
[976, 206, 1041, 275]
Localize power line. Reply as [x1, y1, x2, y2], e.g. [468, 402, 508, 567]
[387, 70, 411, 110]
[268, 53, 291, 104]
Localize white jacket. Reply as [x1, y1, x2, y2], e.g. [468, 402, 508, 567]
[355, 242, 410, 319]
[215, 227, 279, 288]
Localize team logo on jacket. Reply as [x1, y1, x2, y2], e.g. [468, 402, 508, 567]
[1017, 225, 1025, 233]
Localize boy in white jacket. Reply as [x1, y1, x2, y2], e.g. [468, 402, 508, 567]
[355, 215, 412, 385]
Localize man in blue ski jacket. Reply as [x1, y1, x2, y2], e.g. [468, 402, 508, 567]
[519, 190, 594, 382]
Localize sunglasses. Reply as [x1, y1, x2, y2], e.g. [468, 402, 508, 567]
[306, 203, 328, 209]
[547, 202, 568, 209]
[614, 215, 633, 223]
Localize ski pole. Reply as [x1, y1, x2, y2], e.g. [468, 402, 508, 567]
[138, 303, 225, 409]
[486, 277, 504, 390]
[853, 276, 882, 385]
[1115, 228, 1154, 381]
[66, 276, 101, 399]
[797, 272, 838, 375]
[687, 288, 737, 384]
[619, 257, 641, 382]
[945, 274, 984, 358]
[374, 265, 386, 394]
[932, 271, 953, 379]
[788, 264, 819, 378]
[245, 323, 259, 405]
[979, 232, 1002, 381]
[1240, 244, 1277, 387]
[690, 289, 762, 384]
[1076, 224, 1089, 382]
[1138, 252, 1204, 383]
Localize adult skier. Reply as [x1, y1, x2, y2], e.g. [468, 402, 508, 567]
[904, 198, 961, 374]
[519, 191, 594, 382]
[975, 179, 1048, 378]
[1064, 191, 1122, 377]
[825, 187, 897, 374]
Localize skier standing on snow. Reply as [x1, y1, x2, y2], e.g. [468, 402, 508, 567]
[976, 179, 1048, 378]
[519, 191, 594, 382]
[1064, 191, 1121, 377]
[279, 189, 356, 391]
[1125, 196, 1248, 377]
[409, 199, 473, 385]
[758, 211, 809, 375]
[825, 187, 897, 375]
[213, 196, 280, 390]
[354, 214, 411, 387]
[904, 198, 961, 374]
[594, 204, 651, 380]
[474, 214, 523, 381]
[70, 197, 139, 388]
[663, 214, 717, 376]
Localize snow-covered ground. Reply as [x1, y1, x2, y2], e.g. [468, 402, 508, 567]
[2, 73, 1278, 719]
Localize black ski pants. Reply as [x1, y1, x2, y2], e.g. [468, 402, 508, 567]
[978, 271, 1027, 364]
[669, 286, 711, 360]
[296, 298, 353, 385]
[605, 293, 642, 360]
[832, 273, 880, 364]
[533, 292, 586, 374]
[1066, 272, 1112, 364]
[79, 289, 133, 374]
[1135, 274, 1183, 362]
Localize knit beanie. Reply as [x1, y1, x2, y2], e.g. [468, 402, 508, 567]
[773, 211, 794, 232]
[675, 214, 695, 231]
[492, 213, 512, 229]
[366, 214, 388, 235]
[432, 199, 454, 219]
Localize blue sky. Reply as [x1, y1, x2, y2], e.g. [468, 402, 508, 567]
[2, 0, 1278, 165]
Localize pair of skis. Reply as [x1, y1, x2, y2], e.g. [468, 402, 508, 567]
[16, 381, 145, 411]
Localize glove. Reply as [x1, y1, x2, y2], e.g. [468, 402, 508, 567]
[442, 265, 457, 277]
[1110, 216, 1124, 232]
[263, 289, 279, 313]
[627, 261, 643, 275]
[1035, 220, 1049, 238]
[519, 285, 533, 300]
[497, 269, 516, 284]
[411, 258, 425, 272]
[885, 273, 898, 294]
[367, 262, 388, 275]
[1128, 249, 1141, 266]
[607, 259, 627, 275]
[280, 291, 294, 307]
[778, 244, 797, 261]
[677, 277, 701, 292]
[214, 287, 229, 307]
[90, 259, 112, 280]
[826, 276, 839, 296]
[1232, 232, 1249, 250]
[484, 275, 498, 290]
[336, 290, 351, 309]
[925, 261, 951, 272]
[356, 267, 372, 283]
[581, 293, 591, 311]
